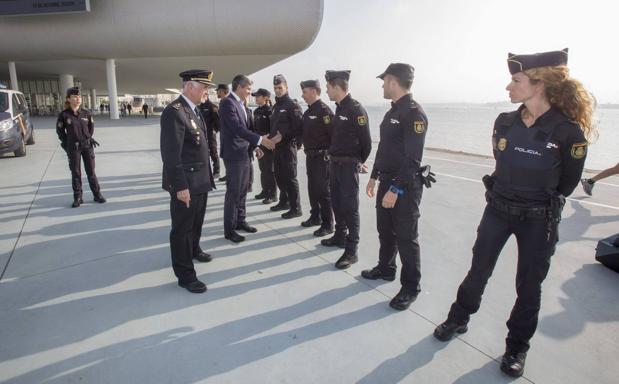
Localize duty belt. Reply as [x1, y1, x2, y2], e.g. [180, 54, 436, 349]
[305, 148, 328, 157]
[328, 155, 360, 163]
[490, 198, 548, 220]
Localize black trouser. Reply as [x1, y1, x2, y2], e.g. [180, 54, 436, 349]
[169, 192, 208, 284]
[274, 143, 300, 210]
[143, 110, 148, 118]
[306, 152, 333, 228]
[258, 149, 277, 198]
[208, 132, 220, 174]
[329, 161, 360, 253]
[223, 159, 250, 234]
[447, 204, 557, 354]
[376, 178, 423, 291]
[67, 145, 101, 199]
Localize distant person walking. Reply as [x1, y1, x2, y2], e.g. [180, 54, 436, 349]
[127, 102, 132, 115]
[142, 103, 149, 119]
[56, 87, 106, 207]
[581, 162, 618, 195]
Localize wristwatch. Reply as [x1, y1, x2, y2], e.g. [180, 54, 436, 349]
[389, 185, 404, 195]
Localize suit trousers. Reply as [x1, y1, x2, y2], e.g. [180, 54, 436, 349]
[223, 158, 250, 234]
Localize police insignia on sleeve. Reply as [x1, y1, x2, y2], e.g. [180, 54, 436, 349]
[498, 137, 507, 151]
[570, 142, 587, 159]
[357, 116, 367, 126]
[57, 121, 63, 129]
[413, 121, 425, 134]
[323, 115, 331, 125]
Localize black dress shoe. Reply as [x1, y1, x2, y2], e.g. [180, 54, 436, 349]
[335, 251, 358, 269]
[94, 194, 106, 203]
[218, 175, 227, 182]
[301, 217, 322, 227]
[500, 351, 526, 378]
[262, 197, 277, 204]
[313, 227, 334, 237]
[178, 280, 207, 293]
[224, 231, 245, 243]
[270, 203, 290, 211]
[389, 287, 419, 310]
[71, 197, 83, 208]
[361, 267, 396, 281]
[236, 222, 257, 233]
[254, 191, 267, 200]
[282, 209, 302, 219]
[433, 320, 468, 341]
[320, 235, 346, 248]
[193, 251, 213, 262]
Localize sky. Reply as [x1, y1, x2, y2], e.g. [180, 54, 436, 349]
[251, 0, 619, 105]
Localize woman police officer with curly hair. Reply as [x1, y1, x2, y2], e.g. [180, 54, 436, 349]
[433, 49, 596, 377]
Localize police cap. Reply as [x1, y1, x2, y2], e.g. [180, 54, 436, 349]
[216, 83, 229, 92]
[179, 69, 215, 87]
[508, 48, 568, 74]
[251, 88, 271, 98]
[66, 87, 80, 97]
[300, 79, 320, 90]
[273, 74, 287, 85]
[325, 70, 351, 82]
[377, 63, 414, 82]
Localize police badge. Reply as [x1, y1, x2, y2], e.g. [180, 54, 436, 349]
[323, 115, 331, 125]
[570, 142, 587, 159]
[498, 138, 507, 151]
[413, 121, 425, 134]
[357, 116, 367, 126]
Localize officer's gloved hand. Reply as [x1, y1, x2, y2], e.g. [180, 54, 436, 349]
[91, 138, 100, 148]
[418, 165, 436, 188]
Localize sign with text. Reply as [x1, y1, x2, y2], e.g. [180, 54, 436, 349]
[0, 1, 91, 16]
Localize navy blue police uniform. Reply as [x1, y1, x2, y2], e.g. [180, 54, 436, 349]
[198, 98, 221, 176]
[251, 88, 277, 203]
[366, 63, 429, 309]
[434, 49, 588, 376]
[269, 74, 304, 218]
[56, 87, 105, 207]
[160, 70, 215, 291]
[321, 70, 372, 269]
[300, 79, 335, 235]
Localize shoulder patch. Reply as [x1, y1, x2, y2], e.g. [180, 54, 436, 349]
[413, 121, 425, 134]
[570, 142, 587, 159]
[57, 121, 63, 129]
[357, 115, 367, 126]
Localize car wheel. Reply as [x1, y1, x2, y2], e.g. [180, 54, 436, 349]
[14, 136, 26, 157]
[26, 129, 35, 145]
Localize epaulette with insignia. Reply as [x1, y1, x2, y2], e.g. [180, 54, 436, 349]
[171, 102, 181, 110]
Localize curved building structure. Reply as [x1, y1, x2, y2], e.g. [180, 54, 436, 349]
[0, 0, 324, 118]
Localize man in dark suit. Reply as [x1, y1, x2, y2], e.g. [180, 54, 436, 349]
[219, 74, 278, 243]
[160, 69, 216, 294]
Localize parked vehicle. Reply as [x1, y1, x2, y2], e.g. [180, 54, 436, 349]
[0, 87, 35, 157]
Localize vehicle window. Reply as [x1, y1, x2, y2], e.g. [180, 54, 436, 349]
[16, 94, 28, 113]
[0, 93, 8, 113]
[12, 94, 20, 116]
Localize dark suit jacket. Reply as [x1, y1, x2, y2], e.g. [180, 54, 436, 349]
[219, 93, 260, 161]
[160, 96, 214, 194]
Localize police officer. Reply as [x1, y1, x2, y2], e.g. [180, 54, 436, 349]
[269, 74, 304, 219]
[433, 49, 596, 378]
[364, 63, 428, 310]
[300, 79, 335, 237]
[56, 87, 106, 208]
[198, 93, 221, 177]
[321, 70, 372, 269]
[251, 88, 278, 204]
[216, 83, 230, 182]
[160, 69, 216, 293]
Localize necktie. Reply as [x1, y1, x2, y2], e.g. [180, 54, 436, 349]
[194, 107, 201, 119]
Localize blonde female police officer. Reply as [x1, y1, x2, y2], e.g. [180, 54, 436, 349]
[56, 87, 105, 208]
[433, 49, 596, 377]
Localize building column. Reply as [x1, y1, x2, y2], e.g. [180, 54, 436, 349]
[106, 58, 119, 120]
[91, 88, 97, 112]
[59, 74, 74, 95]
[8, 62, 18, 91]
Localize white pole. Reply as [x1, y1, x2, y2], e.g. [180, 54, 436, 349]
[106, 59, 119, 120]
[8, 62, 18, 91]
